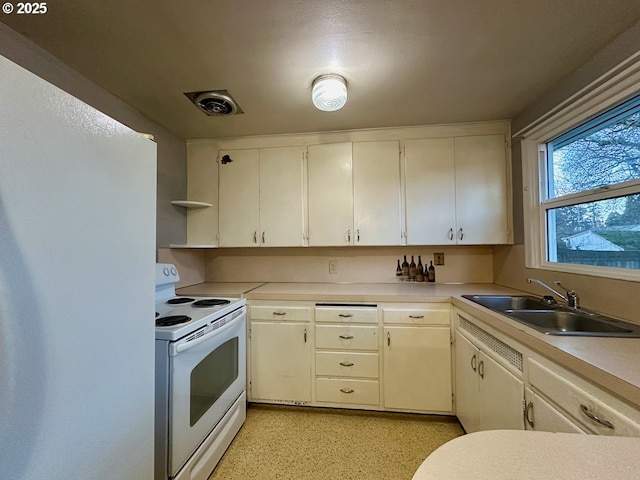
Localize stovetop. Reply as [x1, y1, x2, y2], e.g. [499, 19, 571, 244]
[154, 263, 246, 341]
[155, 295, 246, 341]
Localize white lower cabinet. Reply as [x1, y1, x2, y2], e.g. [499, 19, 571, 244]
[249, 303, 312, 404]
[524, 386, 586, 434]
[382, 305, 453, 412]
[314, 304, 381, 408]
[455, 328, 524, 433]
[527, 357, 640, 437]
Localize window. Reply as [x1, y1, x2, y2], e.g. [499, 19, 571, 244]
[543, 95, 640, 272]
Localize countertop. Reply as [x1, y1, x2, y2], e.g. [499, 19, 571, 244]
[179, 281, 640, 407]
[412, 430, 640, 479]
[176, 282, 265, 297]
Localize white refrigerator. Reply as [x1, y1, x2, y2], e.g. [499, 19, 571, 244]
[0, 55, 157, 479]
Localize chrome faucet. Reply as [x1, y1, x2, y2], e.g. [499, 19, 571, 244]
[526, 278, 580, 309]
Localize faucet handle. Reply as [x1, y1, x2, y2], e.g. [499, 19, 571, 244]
[554, 281, 579, 308]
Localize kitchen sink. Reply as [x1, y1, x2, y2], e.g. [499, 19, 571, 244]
[462, 295, 640, 337]
[462, 295, 559, 311]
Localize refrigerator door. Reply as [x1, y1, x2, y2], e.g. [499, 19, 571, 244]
[0, 55, 157, 479]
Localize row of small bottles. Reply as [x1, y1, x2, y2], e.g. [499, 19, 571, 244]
[396, 255, 435, 282]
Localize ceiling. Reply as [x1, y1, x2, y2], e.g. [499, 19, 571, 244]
[3, 1, 640, 140]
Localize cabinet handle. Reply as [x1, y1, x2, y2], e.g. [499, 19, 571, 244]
[356, 229, 360, 242]
[304, 328, 307, 343]
[338, 335, 354, 340]
[387, 331, 391, 346]
[408, 315, 424, 319]
[340, 388, 355, 394]
[458, 228, 464, 240]
[272, 311, 287, 316]
[253, 231, 257, 243]
[580, 404, 614, 429]
[262, 231, 265, 244]
[338, 313, 353, 318]
[339, 361, 354, 367]
[525, 401, 535, 429]
[470, 354, 477, 372]
[346, 229, 351, 242]
[478, 360, 485, 379]
[448, 228, 454, 241]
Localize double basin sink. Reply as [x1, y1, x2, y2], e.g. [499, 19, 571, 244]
[462, 295, 640, 337]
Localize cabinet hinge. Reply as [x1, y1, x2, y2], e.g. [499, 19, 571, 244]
[522, 399, 527, 413]
[248, 327, 251, 339]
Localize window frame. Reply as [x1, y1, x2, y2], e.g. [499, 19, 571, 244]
[518, 54, 640, 281]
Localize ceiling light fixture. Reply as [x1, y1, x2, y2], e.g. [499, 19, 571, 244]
[312, 74, 347, 112]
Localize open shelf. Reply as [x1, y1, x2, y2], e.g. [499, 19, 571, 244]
[169, 244, 218, 249]
[170, 200, 213, 209]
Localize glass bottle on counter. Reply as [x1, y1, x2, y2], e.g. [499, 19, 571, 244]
[409, 255, 417, 280]
[402, 255, 409, 279]
[396, 259, 402, 278]
[428, 260, 436, 282]
[416, 256, 424, 282]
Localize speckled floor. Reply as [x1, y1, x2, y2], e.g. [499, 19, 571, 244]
[208, 403, 464, 480]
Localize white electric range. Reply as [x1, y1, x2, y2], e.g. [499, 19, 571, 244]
[154, 263, 247, 480]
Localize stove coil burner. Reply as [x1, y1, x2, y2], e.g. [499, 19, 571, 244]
[156, 315, 192, 327]
[167, 297, 195, 305]
[192, 299, 231, 307]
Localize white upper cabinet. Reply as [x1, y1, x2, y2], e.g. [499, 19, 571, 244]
[218, 148, 260, 247]
[405, 138, 456, 244]
[259, 146, 305, 247]
[405, 134, 509, 245]
[454, 134, 509, 244]
[308, 143, 354, 246]
[353, 141, 402, 246]
[218, 146, 305, 247]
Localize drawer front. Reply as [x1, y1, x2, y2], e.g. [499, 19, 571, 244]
[315, 325, 379, 350]
[315, 352, 379, 378]
[382, 305, 451, 325]
[315, 307, 378, 324]
[250, 305, 311, 322]
[528, 358, 640, 436]
[316, 378, 380, 405]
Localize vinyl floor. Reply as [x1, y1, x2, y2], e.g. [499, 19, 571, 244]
[208, 403, 464, 480]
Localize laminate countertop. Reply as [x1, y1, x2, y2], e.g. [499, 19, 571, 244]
[176, 282, 265, 297]
[412, 430, 640, 480]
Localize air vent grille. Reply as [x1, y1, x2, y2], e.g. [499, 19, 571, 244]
[459, 317, 523, 372]
[184, 90, 244, 116]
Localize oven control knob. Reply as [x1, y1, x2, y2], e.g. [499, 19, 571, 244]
[171, 267, 177, 276]
[163, 267, 170, 276]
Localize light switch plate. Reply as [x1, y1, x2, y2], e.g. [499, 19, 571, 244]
[434, 253, 445, 265]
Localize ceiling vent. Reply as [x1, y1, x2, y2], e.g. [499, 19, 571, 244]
[184, 90, 244, 116]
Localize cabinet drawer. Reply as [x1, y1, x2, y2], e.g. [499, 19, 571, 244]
[315, 306, 378, 324]
[250, 305, 311, 322]
[316, 378, 380, 405]
[315, 325, 378, 350]
[315, 352, 379, 378]
[528, 358, 640, 436]
[382, 305, 451, 325]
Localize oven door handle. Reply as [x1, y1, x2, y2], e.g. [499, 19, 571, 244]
[171, 311, 245, 356]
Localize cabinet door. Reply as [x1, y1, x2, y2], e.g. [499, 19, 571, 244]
[454, 331, 481, 433]
[308, 143, 353, 246]
[353, 141, 402, 245]
[384, 326, 452, 412]
[404, 138, 456, 244]
[454, 135, 508, 244]
[478, 351, 524, 430]
[259, 146, 305, 246]
[218, 149, 260, 247]
[524, 387, 586, 434]
[250, 322, 311, 403]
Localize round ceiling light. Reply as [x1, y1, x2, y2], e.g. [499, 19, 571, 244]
[312, 74, 347, 112]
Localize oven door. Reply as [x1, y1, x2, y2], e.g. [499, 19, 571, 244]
[167, 307, 246, 477]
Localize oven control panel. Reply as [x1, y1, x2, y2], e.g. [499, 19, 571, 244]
[156, 263, 180, 287]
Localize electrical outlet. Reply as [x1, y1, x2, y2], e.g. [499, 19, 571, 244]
[329, 260, 339, 274]
[434, 252, 445, 265]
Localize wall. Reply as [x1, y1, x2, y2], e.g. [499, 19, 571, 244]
[0, 23, 187, 248]
[495, 19, 640, 323]
[203, 246, 493, 284]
